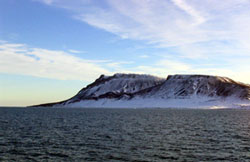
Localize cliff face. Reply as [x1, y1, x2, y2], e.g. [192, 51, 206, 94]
[32, 73, 165, 107]
[65, 73, 165, 104]
[32, 74, 250, 108]
[136, 75, 250, 100]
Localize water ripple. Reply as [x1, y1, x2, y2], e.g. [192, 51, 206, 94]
[0, 108, 250, 161]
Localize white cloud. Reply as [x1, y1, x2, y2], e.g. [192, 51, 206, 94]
[131, 63, 250, 84]
[158, 59, 191, 72]
[171, 0, 205, 25]
[1, 41, 249, 84]
[108, 55, 250, 84]
[37, 0, 250, 55]
[6, 1, 250, 83]
[0, 42, 111, 81]
[68, 49, 84, 54]
[139, 55, 149, 58]
[40, 0, 54, 5]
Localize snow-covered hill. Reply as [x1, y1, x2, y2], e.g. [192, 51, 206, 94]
[32, 74, 250, 108]
[137, 75, 250, 99]
[65, 73, 165, 104]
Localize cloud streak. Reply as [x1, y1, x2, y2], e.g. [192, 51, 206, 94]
[0, 42, 111, 81]
[1, 41, 250, 83]
[10, 1, 250, 83]
[36, 0, 250, 54]
[171, 0, 205, 25]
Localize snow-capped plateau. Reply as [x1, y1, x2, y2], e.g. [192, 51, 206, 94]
[32, 73, 250, 109]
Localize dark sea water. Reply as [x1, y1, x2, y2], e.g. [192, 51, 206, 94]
[1, 108, 250, 161]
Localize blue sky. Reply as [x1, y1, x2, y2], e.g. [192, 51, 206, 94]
[1, 0, 250, 106]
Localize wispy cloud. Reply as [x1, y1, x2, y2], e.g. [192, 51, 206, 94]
[139, 55, 149, 58]
[0, 42, 111, 81]
[68, 49, 85, 54]
[171, 0, 205, 25]
[1, 41, 249, 83]
[10, 1, 250, 83]
[40, 0, 53, 5]
[129, 58, 250, 84]
[36, 0, 250, 55]
[106, 61, 133, 68]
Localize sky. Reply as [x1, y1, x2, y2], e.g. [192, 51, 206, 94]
[1, 0, 250, 106]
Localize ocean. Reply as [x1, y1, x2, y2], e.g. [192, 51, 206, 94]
[0, 107, 250, 161]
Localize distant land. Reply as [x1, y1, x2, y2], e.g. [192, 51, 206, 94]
[31, 73, 250, 109]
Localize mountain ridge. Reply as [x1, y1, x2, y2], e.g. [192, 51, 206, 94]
[31, 73, 250, 108]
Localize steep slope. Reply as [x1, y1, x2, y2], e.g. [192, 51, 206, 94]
[136, 75, 250, 100]
[76, 73, 163, 96]
[33, 73, 165, 107]
[32, 74, 250, 108]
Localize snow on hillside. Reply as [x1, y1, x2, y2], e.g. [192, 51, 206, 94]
[33, 74, 250, 109]
[137, 75, 250, 100]
[65, 73, 165, 104]
[60, 97, 250, 109]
